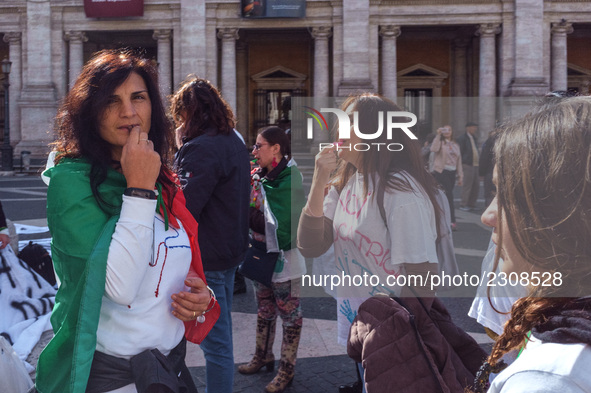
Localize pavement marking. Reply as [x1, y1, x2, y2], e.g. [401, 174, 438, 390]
[0, 177, 44, 181]
[469, 332, 495, 345]
[1, 187, 48, 196]
[0, 186, 47, 189]
[2, 197, 47, 202]
[456, 209, 492, 231]
[454, 248, 487, 258]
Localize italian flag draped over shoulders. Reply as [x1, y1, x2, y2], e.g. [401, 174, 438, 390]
[36, 158, 218, 393]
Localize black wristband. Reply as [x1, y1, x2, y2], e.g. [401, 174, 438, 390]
[124, 187, 157, 200]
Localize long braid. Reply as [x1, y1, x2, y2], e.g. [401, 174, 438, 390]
[488, 296, 572, 366]
[471, 296, 575, 392]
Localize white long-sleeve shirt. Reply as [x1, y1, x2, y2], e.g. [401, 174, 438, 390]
[96, 195, 192, 359]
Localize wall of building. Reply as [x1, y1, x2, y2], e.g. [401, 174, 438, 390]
[0, 0, 590, 160]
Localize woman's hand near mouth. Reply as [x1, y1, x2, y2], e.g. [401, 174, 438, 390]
[120, 126, 161, 190]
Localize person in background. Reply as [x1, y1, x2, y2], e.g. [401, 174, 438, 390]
[298, 93, 443, 392]
[473, 96, 591, 392]
[478, 130, 498, 208]
[36, 49, 218, 393]
[457, 122, 480, 211]
[0, 200, 10, 250]
[171, 76, 250, 393]
[430, 125, 463, 231]
[420, 133, 437, 171]
[233, 129, 248, 296]
[237, 126, 306, 393]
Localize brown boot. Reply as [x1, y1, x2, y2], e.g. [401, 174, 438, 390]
[264, 325, 302, 393]
[238, 316, 276, 375]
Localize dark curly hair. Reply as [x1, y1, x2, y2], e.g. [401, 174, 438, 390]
[169, 76, 235, 141]
[52, 49, 175, 210]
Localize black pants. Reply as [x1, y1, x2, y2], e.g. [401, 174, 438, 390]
[432, 170, 457, 224]
[86, 338, 198, 393]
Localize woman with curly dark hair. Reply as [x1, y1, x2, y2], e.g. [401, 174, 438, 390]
[171, 76, 250, 393]
[473, 96, 591, 392]
[36, 49, 219, 393]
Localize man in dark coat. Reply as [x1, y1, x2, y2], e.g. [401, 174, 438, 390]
[456, 122, 480, 211]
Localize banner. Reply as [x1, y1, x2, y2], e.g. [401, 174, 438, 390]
[242, 0, 306, 18]
[84, 0, 144, 18]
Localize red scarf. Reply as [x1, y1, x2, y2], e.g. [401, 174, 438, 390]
[160, 169, 220, 343]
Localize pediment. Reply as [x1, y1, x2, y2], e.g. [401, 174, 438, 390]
[397, 63, 448, 79]
[567, 63, 591, 77]
[251, 65, 307, 90]
[252, 66, 307, 82]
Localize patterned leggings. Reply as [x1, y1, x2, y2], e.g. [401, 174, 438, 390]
[253, 279, 303, 327]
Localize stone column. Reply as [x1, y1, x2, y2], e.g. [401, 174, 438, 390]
[331, 16, 343, 102]
[3, 32, 22, 148]
[217, 28, 239, 115]
[311, 27, 332, 98]
[476, 24, 501, 138]
[379, 25, 401, 100]
[338, 0, 373, 95]
[171, 4, 181, 89]
[153, 29, 172, 99]
[310, 27, 332, 150]
[206, 19, 218, 86]
[551, 21, 573, 92]
[453, 38, 469, 130]
[64, 31, 88, 90]
[179, 0, 206, 78]
[509, 0, 548, 96]
[18, 0, 57, 156]
[236, 42, 248, 142]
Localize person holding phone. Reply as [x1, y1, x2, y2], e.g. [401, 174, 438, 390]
[0, 200, 10, 250]
[430, 125, 463, 230]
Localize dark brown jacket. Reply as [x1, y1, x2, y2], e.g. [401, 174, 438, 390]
[348, 295, 486, 393]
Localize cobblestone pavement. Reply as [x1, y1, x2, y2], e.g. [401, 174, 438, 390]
[190, 354, 358, 393]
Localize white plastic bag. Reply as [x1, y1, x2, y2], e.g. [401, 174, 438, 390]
[0, 336, 33, 393]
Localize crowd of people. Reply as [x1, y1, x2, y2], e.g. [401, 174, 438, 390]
[15, 48, 588, 393]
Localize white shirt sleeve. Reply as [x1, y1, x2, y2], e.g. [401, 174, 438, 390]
[387, 192, 438, 266]
[104, 195, 157, 305]
[494, 370, 587, 393]
[323, 186, 340, 220]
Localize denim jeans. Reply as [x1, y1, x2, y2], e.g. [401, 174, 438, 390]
[357, 362, 367, 393]
[432, 169, 457, 224]
[200, 267, 237, 393]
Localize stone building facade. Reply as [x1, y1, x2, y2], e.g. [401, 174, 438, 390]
[1, 0, 591, 157]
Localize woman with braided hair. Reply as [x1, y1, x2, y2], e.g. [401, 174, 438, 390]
[474, 96, 591, 392]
